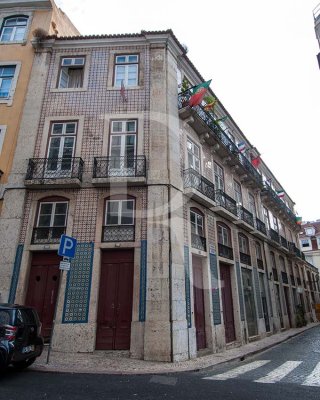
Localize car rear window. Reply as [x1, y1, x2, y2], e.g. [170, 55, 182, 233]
[15, 309, 38, 325]
[0, 310, 12, 325]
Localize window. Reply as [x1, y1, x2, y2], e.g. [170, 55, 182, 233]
[263, 207, 270, 230]
[239, 233, 249, 254]
[0, 16, 28, 42]
[190, 209, 204, 237]
[114, 54, 139, 87]
[58, 57, 85, 89]
[279, 256, 286, 271]
[46, 121, 77, 173]
[233, 180, 242, 204]
[256, 242, 262, 260]
[317, 237, 320, 248]
[217, 223, 231, 246]
[33, 199, 68, 243]
[109, 120, 137, 169]
[105, 199, 135, 226]
[0, 125, 6, 155]
[272, 214, 279, 232]
[214, 162, 224, 191]
[301, 239, 311, 248]
[0, 65, 15, 98]
[187, 139, 200, 172]
[248, 193, 256, 216]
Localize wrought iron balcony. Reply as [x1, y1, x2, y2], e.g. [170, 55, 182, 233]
[269, 228, 280, 244]
[281, 271, 289, 284]
[272, 268, 279, 281]
[218, 243, 234, 260]
[255, 218, 267, 236]
[183, 168, 215, 203]
[31, 227, 66, 244]
[215, 189, 238, 217]
[240, 252, 251, 265]
[191, 233, 207, 252]
[290, 275, 295, 286]
[295, 246, 302, 258]
[178, 90, 263, 188]
[237, 205, 254, 227]
[102, 225, 135, 242]
[257, 258, 264, 269]
[280, 236, 288, 249]
[93, 156, 146, 178]
[26, 157, 84, 182]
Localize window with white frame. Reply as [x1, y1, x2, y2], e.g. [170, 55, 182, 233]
[248, 193, 256, 216]
[109, 120, 137, 169]
[0, 125, 6, 155]
[263, 206, 270, 230]
[187, 138, 200, 172]
[0, 65, 16, 99]
[190, 209, 204, 237]
[114, 54, 139, 87]
[105, 199, 135, 226]
[233, 180, 242, 204]
[217, 223, 231, 247]
[46, 121, 77, 172]
[0, 16, 28, 42]
[239, 233, 249, 254]
[58, 57, 85, 89]
[214, 162, 224, 191]
[255, 241, 263, 260]
[301, 238, 311, 248]
[272, 214, 279, 232]
[317, 237, 320, 248]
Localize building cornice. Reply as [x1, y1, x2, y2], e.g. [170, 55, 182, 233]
[0, 0, 52, 9]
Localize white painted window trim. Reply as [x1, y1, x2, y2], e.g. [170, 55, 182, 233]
[0, 125, 7, 155]
[0, 12, 33, 45]
[0, 61, 21, 106]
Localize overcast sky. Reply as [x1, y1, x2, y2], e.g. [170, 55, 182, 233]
[56, 0, 320, 222]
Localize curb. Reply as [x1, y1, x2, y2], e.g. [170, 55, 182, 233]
[30, 323, 319, 376]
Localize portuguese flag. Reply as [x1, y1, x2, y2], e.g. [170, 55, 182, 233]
[295, 216, 302, 225]
[189, 80, 212, 107]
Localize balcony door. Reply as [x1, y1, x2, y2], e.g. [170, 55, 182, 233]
[46, 122, 77, 177]
[109, 120, 136, 176]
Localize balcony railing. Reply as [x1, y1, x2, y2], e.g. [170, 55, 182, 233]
[218, 243, 234, 260]
[255, 218, 267, 235]
[183, 168, 215, 202]
[290, 275, 295, 286]
[31, 227, 66, 244]
[178, 90, 263, 187]
[93, 156, 146, 178]
[26, 157, 84, 181]
[257, 258, 264, 269]
[269, 228, 280, 244]
[191, 233, 207, 252]
[280, 236, 288, 249]
[238, 206, 254, 227]
[102, 225, 135, 242]
[272, 268, 279, 281]
[215, 189, 238, 216]
[240, 252, 251, 265]
[295, 246, 302, 258]
[281, 271, 289, 284]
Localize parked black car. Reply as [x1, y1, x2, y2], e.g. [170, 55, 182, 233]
[0, 304, 44, 370]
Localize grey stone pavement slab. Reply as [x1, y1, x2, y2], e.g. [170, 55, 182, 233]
[30, 323, 320, 375]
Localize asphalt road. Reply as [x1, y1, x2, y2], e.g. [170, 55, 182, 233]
[1, 327, 320, 400]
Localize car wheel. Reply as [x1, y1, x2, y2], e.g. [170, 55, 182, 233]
[12, 357, 36, 370]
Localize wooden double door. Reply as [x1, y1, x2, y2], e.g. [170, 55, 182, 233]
[220, 263, 236, 343]
[25, 252, 62, 341]
[96, 250, 134, 350]
[192, 256, 206, 350]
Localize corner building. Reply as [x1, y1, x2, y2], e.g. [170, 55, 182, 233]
[4, 30, 319, 362]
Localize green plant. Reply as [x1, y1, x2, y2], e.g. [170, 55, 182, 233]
[181, 78, 190, 92]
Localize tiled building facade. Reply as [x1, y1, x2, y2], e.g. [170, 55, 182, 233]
[1, 29, 319, 362]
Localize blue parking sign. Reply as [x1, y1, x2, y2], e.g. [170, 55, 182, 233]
[58, 235, 77, 259]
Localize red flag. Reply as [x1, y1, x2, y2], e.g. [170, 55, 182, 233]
[251, 156, 261, 168]
[120, 80, 127, 102]
[189, 80, 212, 107]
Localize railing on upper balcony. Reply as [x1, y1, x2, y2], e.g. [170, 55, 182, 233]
[31, 226, 66, 244]
[281, 271, 289, 284]
[191, 233, 207, 252]
[183, 168, 215, 202]
[93, 156, 146, 178]
[255, 218, 267, 235]
[102, 225, 135, 242]
[269, 228, 280, 244]
[238, 205, 254, 227]
[257, 258, 264, 269]
[178, 90, 263, 186]
[26, 158, 84, 181]
[280, 235, 288, 249]
[218, 243, 233, 260]
[215, 189, 238, 216]
[240, 252, 251, 265]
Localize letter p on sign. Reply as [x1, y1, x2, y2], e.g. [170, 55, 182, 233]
[58, 235, 77, 259]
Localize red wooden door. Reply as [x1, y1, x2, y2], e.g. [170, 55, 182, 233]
[96, 250, 134, 350]
[25, 252, 61, 340]
[220, 263, 236, 343]
[192, 256, 206, 350]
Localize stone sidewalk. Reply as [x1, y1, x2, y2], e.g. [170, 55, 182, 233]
[31, 323, 320, 375]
